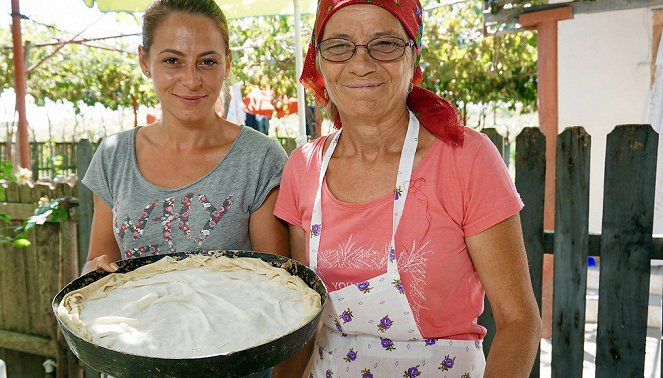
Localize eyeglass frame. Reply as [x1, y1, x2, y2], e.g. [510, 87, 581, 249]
[315, 35, 416, 63]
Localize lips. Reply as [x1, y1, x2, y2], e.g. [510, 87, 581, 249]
[346, 83, 382, 89]
[174, 94, 206, 105]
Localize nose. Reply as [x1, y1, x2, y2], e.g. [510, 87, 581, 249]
[348, 46, 376, 76]
[181, 63, 202, 88]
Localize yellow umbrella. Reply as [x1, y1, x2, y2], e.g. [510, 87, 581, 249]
[82, 0, 316, 144]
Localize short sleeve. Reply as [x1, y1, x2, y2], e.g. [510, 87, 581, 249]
[274, 146, 307, 229]
[461, 134, 524, 236]
[249, 139, 288, 213]
[81, 136, 115, 207]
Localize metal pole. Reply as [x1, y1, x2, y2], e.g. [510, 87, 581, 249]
[293, 0, 307, 146]
[10, 0, 31, 169]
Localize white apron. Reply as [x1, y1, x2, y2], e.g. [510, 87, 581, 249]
[307, 111, 486, 377]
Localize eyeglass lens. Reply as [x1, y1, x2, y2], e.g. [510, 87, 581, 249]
[318, 36, 411, 62]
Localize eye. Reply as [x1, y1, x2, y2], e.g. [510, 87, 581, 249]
[371, 38, 402, 52]
[162, 57, 179, 65]
[322, 40, 353, 55]
[199, 59, 218, 67]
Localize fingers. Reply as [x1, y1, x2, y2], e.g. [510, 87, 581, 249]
[82, 255, 120, 275]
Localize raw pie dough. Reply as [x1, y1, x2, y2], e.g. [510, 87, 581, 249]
[57, 255, 321, 358]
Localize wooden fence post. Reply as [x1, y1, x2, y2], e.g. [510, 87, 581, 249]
[551, 127, 590, 377]
[56, 195, 82, 378]
[515, 127, 546, 378]
[0, 183, 62, 376]
[596, 125, 657, 377]
[76, 139, 93, 271]
[74, 140, 99, 378]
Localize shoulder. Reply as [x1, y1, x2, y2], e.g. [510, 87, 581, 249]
[286, 134, 329, 169]
[102, 127, 134, 141]
[434, 127, 499, 163]
[237, 127, 286, 156]
[459, 127, 495, 154]
[95, 128, 136, 156]
[424, 127, 506, 191]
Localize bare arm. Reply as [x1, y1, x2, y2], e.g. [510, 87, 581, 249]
[466, 213, 541, 377]
[273, 225, 314, 378]
[249, 188, 290, 257]
[81, 194, 122, 275]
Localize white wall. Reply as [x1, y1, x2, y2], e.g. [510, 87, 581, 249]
[557, 8, 653, 233]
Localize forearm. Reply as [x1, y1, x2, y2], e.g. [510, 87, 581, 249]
[484, 316, 541, 377]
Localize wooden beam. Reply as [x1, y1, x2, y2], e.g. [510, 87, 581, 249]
[520, 6, 573, 28]
[518, 7, 573, 230]
[485, 0, 663, 27]
[573, 0, 663, 15]
[0, 329, 57, 358]
[0, 202, 37, 220]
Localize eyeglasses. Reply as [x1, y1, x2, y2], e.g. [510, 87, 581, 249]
[316, 36, 415, 63]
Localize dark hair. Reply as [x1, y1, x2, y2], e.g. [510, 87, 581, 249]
[142, 0, 230, 56]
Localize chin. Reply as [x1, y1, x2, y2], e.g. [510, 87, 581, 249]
[173, 111, 210, 124]
[339, 102, 384, 117]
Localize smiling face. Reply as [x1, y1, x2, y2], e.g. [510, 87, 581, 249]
[318, 5, 415, 122]
[139, 11, 230, 125]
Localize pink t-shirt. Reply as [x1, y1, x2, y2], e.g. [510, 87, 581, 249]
[274, 127, 524, 340]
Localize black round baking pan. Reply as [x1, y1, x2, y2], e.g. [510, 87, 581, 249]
[52, 250, 326, 378]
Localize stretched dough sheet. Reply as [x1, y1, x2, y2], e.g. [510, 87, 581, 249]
[57, 255, 321, 358]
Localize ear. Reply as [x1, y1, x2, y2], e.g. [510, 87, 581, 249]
[225, 52, 232, 78]
[138, 46, 150, 77]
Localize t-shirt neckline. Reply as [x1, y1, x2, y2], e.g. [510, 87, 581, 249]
[321, 135, 441, 209]
[130, 126, 246, 192]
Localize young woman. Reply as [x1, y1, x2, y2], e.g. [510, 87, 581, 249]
[82, 0, 288, 274]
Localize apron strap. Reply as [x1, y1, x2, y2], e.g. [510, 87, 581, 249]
[309, 111, 420, 274]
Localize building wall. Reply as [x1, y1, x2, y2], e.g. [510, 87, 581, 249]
[557, 8, 653, 233]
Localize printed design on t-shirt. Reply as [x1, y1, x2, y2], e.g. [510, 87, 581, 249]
[196, 194, 233, 247]
[126, 244, 161, 258]
[396, 241, 432, 321]
[115, 199, 158, 240]
[152, 194, 194, 254]
[319, 237, 432, 322]
[113, 193, 234, 256]
[319, 235, 383, 270]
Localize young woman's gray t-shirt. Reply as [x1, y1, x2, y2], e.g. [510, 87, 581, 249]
[82, 126, 287, 259]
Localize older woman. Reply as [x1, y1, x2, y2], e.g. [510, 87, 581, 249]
[274, 0, 541, 376]
[82, 0, 288, 274]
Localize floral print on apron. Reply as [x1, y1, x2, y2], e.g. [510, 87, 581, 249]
[308, 111, 486, 377]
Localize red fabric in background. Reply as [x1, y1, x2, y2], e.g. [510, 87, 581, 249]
[242, 87, 276, 119]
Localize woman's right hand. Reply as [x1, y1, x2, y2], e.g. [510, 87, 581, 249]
[82, 194, 122, 276]
[81, 254, 120, 275]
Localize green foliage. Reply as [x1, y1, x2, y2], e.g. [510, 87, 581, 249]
[484, 0, 548, 16]
[0, 1, 537, 119]
[0, 22, 157, 113]
[227, 3, 537, 117]
[420, 2, 538, 114]
[1, 196, 71, 248]
[0, 162, 71, 248]
[0, 161, 14, 181]
[229, 15, 315, 100]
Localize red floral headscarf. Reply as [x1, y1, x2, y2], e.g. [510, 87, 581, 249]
[300, 0, 464, 146]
